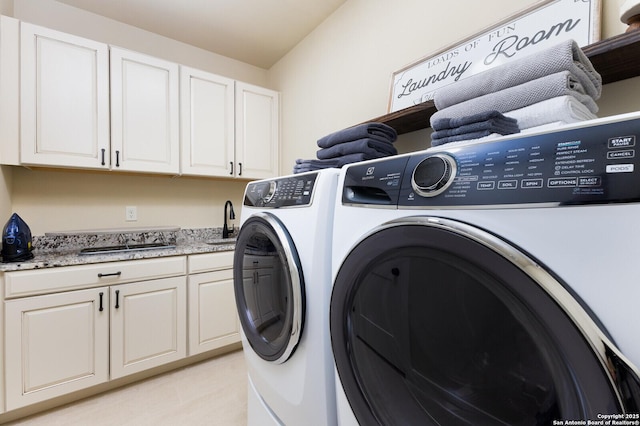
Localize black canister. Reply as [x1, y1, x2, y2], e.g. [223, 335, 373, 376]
[1, 213, 34, 262]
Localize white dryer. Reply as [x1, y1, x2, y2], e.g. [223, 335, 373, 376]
[234, 169, 339, 425]
[330, 113, 640, 425]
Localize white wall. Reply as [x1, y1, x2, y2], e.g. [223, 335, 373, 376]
[270, 0, 640, 174]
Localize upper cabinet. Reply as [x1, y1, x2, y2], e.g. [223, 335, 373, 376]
[110, 47, 180, 174]
[20, 22, 110, 169]
[180, 66, 235, 177]
[235, 82, 279, 179]
[4, 19, 279, 179]
[180, 69, 279, 179]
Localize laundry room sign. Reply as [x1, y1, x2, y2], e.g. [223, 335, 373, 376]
[388, 0, 601, 112]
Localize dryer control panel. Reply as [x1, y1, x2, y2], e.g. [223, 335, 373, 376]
[244, 173, 318, 208]
[342, 113, 640, 208]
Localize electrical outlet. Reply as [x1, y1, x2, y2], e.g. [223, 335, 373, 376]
[125, 206, 137, 222]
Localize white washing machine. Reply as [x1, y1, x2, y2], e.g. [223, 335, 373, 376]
[233, 168, 339, 425]
[330, 112, 640, 425]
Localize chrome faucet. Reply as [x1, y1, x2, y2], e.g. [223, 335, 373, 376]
[223, 200, 236, 238]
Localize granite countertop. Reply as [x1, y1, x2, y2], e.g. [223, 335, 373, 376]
[0, 227, 236, 272]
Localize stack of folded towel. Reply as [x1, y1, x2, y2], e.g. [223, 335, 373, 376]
[293, 122, 398, 174]
[431, 111, 519, 146]
[430, 39, 602, 145]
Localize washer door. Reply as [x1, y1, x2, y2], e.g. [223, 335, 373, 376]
[331, 217, 640, 425]
[234, 213, 304, 364]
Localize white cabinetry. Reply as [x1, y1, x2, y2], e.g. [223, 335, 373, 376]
[110, 47, 180, 174]
[3, 19, 279, 177]
[19, 22, 110, 169]
[110, 276, 186, 379]
[4, 287, 109, 409]
[180, 66, 235, 177]
[180, 70, 280, 178]
[0, 15, 20, 166]
[2, 257, 187, 411]
[235, 82, 280, 179]
[187, 251, 240, 355]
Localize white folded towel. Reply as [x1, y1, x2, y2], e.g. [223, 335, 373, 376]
[504, 95, 597, 130]
[434, 39, 602, 110]
[430, 71, 598, 124]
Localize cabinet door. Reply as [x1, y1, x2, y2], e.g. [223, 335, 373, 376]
[235, 82, 279, 179]
[20, 23, 110, 169]
[110, 47, 180, 174]
[1, 15, 20, 166]
[110, 276, 186, 379]
[188, 269, 240, 355]
[180, 66, 235, 177]
[4, 287, 109, 410]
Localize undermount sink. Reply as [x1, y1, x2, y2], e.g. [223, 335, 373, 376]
[79, 243, 176, 255]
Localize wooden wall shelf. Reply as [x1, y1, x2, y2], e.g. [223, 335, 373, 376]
[368, 31, 640, 135]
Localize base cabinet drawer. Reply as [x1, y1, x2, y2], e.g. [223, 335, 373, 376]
[4, 287, 110, 410]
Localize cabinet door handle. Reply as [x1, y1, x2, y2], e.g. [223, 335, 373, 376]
[115, 150, 120, 167]
[99, 292, 104, 312]
[239, 162, 243, 176]
[230, 161, 234, 175]
[115, 289, 120, 309]
[98, 271, 122, 278]
[101, 148, 106, 166]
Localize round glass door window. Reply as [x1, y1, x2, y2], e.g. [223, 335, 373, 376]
[331, 219, 637, 424]
[234, 213, 304, 364]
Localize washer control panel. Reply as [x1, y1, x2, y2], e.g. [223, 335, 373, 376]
[244, 173, 318, 208]
[400, 116, 640, 207]
[341, 113, 640, 208]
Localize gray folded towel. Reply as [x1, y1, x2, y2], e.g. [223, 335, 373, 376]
[434, 39, 602, 110]
[316, 138, 397, 159]
[431, 130, 498, 146]
[294, 151, 390, 174]
[431, 118, 519, 140]
[317, 123, 397, 148]
[430, 71, 598, 124]
[431, 110, 516, 130]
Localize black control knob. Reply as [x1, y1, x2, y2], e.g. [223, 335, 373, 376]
[263, 181, 277, 203]
[411, 154, 456, 197]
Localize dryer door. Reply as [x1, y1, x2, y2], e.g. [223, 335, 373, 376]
[234, 212, 304, 364]
[331, 217, 640, 425]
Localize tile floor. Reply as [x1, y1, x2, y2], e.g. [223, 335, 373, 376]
[4, 349, 248, 426]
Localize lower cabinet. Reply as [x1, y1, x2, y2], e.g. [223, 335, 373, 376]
[4, 276, 186, 411]
[1, 251, 238, 416]
[4, 287, 110, 410]
[110, 276, 186, 379]
[187, 252, 240, 355]
[2, 257, 188, 411]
